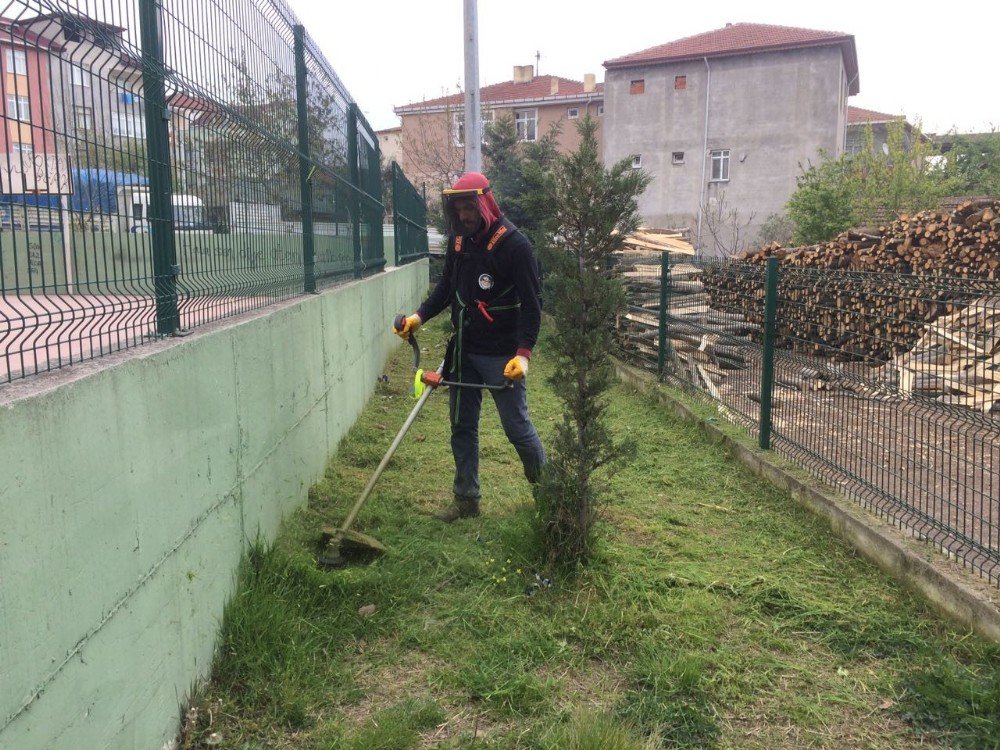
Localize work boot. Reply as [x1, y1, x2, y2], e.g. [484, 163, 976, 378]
[434, 497, 480, 523]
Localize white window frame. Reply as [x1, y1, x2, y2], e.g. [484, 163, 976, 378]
[71, 66, 91, 87]
[631, 154, 642, 169]
[514, 108, 537, 142]
[112, 111, 145, 139]
[672, 151, 685, 165]
[12, 141, 33, 155]
[75, 105, 93, 131]
[453, 109, 494, 147]
[6, 94, 30, 122]
[5, 49, 27, 75]
[710, 149, 730, 182]
[567, 107, 579, 119]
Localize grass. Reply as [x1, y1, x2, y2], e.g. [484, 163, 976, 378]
[182, 318, 1000, 749]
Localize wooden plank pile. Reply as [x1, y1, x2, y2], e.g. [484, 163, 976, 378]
[615, 254, 757, 394]
[881, 297, 1000, 413]
[621, 227, 695, 256]
[703, 199, 1000, 361]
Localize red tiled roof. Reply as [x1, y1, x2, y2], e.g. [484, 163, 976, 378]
[847, 106, 903, 125]
[168, 93, 215, 112]
[396, 75, 603, 112]
[605, 22, 859, 94]
[0, 17, 65, 51]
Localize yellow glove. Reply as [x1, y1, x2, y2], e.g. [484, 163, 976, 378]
[503, 355, 529, 380]
[393, 313, 422, 339]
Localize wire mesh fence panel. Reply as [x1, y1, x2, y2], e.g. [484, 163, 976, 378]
[1, 0, 158, 381]
[617, 253, 1000, 585]
[759, 269, 1000, 584]
[392, 160, 428, 266]
[1, 0, 408, 384]
[160, 0, 305, 329]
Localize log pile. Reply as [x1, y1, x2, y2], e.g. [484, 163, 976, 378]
[703, 199, 1000, 361]
[880, 297, 1000, 413]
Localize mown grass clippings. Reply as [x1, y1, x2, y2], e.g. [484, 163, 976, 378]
[181, 321, 1000, 750]
[900, 658, 1000, 749]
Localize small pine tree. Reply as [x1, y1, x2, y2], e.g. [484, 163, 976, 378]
[533, 116, 650, 569]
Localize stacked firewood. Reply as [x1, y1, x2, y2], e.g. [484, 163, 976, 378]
[703, 199, 1000, 361]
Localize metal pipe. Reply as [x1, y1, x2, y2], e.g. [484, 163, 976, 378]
[463, 0, 481, 173]
[696, 56, 711, 256]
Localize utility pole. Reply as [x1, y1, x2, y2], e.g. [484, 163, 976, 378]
[463, 0, 481, 173]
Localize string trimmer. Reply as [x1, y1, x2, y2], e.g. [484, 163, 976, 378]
[318, 315, 512, 568]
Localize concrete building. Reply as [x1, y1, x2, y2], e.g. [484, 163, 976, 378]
[394, 65, 603, 201]
[376, 125, 402, 166]
[603, 23, 859, 255]
[846, 106, 913, 155]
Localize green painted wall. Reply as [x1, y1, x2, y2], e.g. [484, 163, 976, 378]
[0, 261, 428, 749]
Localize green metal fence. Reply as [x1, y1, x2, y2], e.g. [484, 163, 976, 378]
[0, 0, 426, 384]
[616, 251, 1000, 586]
[391, 160, 428, 266]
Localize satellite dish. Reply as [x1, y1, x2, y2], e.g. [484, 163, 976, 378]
[881, 142, 890, 156]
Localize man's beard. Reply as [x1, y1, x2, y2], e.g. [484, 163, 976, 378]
[459, 217, 483, 237]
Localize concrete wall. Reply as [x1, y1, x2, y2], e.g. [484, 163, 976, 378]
[0, 261, 428, 750]
[604, 46, 848, 253]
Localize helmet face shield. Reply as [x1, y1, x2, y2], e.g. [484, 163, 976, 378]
[444, 189, 485, 237]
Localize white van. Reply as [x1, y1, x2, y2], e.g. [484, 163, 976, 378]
[117, 187, 211, 233]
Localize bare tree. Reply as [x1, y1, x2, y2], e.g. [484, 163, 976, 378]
[401, 104, 466, 202]
[701, 190, 756, 257]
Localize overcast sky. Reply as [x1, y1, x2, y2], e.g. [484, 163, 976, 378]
[283, 0, 996, 136]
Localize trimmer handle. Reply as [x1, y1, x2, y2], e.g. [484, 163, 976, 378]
[394, 313, 421, 370]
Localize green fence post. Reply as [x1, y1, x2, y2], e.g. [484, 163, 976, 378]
[347, 102, 362, 278]
[759, 257, 780, 449]
[657, 250, 671, 379]
[293, 25, 316, 293]
[391, 161, 400, 266]
[138, 0, 179, 335]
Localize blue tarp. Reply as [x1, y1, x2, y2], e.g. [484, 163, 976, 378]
[68, 168, 148, 213]
[0, 168, 147, 213]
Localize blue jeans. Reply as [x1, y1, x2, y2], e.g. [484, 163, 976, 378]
[449, 352, 546, 503]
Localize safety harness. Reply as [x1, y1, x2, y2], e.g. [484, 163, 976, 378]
[447, 220, 522, 424]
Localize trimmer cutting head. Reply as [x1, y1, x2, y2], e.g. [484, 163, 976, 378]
[317, 527, 387, 569]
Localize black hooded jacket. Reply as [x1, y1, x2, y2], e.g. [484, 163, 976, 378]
[417, 217, 541, 359]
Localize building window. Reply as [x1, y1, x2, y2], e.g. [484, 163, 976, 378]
[630, 79, 645, 95]
[75, 106, 93, 131]
[672, 151, 685, 165]
[6, 94, 30, 122]
[453, 110, 494, 146]
[597, 104, 604, 117]
[71, 66, 90, 87]
[631, 155, 642, 169]
[515, 108, 537, 142]
[567, 107, 579, 119]
[674, 75, 686, 90]
[112, 111, 145, 139]
[5, 49, 27, 75]
[12, 141, 33, 156]
[710, 149, 730, 181]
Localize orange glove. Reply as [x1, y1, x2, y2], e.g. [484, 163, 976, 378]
[393, 313, 421, 339]
[503, 355, 529, 380]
